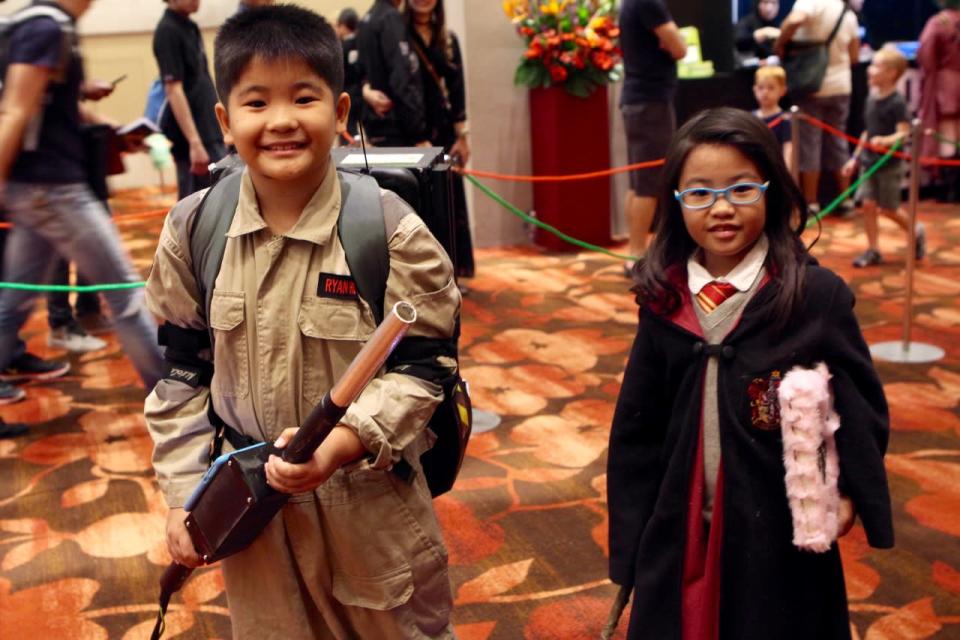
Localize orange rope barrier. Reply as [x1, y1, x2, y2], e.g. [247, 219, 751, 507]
[0, 207, 169, 230]
[458, 158, 666, 182]
[799, 113, 960, 167]
[454, 112, 782, 182]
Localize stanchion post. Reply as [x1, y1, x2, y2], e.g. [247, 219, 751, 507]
[790, 106, 801, 186]
[869, 119, 944, 363]
[901, 119, 921, 351]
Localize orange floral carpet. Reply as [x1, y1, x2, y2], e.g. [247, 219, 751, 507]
[1, 189, 960, 639]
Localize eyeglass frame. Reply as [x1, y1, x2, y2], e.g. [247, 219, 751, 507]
[673, 181, 770, 210]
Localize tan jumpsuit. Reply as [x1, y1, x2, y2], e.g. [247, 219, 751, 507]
[144, 164, 460, 639]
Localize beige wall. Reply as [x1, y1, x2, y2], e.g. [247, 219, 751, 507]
[1, 0, 627, 247]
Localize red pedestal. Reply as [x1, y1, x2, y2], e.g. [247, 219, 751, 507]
[529, 86, 612, 251]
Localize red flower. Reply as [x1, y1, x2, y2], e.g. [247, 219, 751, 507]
[590, 50, 614, 71]
[525, 40, 544, 59]
[548, 64, 568, 82]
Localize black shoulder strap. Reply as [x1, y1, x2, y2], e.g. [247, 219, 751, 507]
[826, 5, 849, 46]
[190, 170, 242, 330]
[337, 170, 389, 324]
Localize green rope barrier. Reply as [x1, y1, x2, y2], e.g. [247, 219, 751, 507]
[0, 281, 145, 292]
[464, 173, 641, 262]
[806, 138, 903, 227]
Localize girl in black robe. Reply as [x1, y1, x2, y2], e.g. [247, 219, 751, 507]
[606, 107, 893, 640]
[403, 0, 475, 281]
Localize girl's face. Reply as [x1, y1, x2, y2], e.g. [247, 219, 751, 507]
[677, 144, 767, 277]
[409, 0, 438, 17]
[758, 0, 779, 21]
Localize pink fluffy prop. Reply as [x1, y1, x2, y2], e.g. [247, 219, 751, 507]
[777, 362, 841, 553]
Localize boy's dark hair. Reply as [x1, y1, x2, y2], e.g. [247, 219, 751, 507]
[214, 4, 344, 103]
[635, 107, 810, 328]
[337, 8, 358, 32]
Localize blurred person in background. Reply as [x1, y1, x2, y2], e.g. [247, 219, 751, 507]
[337, 7, 363, 138]
[775, 0, 859, 218]
[735, 0, 782, 62]
[154, 0, 226, 198]
[918, 0, 960, 201]
[402, 0, 474, 284]
[618, 0, 687, 276]
[357, 0, 429, 146]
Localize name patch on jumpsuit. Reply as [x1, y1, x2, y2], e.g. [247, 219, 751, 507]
[317, 273, 359, 300]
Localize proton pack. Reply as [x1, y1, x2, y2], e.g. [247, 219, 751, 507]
[158, 156, 471, 497]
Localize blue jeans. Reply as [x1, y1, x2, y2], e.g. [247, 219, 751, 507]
[0, 182, 163, 388]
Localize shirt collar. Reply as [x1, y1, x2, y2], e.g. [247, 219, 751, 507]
[687, 234, 769, 295]
[227, 163, 341, 246]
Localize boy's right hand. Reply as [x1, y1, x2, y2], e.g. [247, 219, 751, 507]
[166, 507, 202, 568]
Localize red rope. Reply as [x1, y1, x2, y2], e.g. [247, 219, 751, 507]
[799, 113, 960, 167]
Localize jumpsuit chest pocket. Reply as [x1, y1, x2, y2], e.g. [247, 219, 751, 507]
[209, 291, 249, 398]
[297, 297, 374, 404]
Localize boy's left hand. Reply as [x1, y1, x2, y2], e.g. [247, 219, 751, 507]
[838, 494, 856, 537]
[265, 425, 365, 494]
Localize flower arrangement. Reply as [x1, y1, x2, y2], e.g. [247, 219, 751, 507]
[503, 0, 622, 98]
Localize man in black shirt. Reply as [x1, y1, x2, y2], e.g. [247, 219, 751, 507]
[153, 0, 225, 198]
[356, 0, 428, 146]
[619, 0, 686, 275]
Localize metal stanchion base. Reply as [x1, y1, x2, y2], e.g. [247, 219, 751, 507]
[870, 341, 945, 363]
[472, 409, 502, 433]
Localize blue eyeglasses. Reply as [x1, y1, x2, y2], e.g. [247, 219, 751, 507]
[674, 181, 770, 210]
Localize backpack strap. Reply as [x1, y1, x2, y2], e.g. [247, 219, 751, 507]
[337, 170, 388, 323]
[190, 170, 243, 334]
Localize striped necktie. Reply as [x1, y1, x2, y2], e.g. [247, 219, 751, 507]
[696, 281, 739, 314]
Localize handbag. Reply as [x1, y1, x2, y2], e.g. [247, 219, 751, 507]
[783, 4, 849, 97]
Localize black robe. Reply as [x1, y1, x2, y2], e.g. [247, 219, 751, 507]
[607, 265, 894, 640]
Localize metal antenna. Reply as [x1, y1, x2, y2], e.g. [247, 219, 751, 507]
[358, 124, 371, 175]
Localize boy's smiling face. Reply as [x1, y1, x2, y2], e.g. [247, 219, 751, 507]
[215, 56, 349, 190]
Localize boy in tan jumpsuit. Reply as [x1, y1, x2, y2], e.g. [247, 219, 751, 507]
[143, 6, 459, 639]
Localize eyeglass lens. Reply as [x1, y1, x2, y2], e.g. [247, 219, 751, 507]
[681, 183, 763, 208]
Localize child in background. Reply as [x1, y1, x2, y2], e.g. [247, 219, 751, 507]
[752, 65, 793, 173]
[843, 45, 925, 268]
[607, 107, 893, 640]
[144, 6, 459, 638]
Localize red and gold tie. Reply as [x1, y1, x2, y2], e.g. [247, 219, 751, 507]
[696, 281, 739, 314]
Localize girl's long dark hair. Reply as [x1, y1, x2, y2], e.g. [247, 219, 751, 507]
[404, 0, 450, 60]
[635, 107, 810, 328]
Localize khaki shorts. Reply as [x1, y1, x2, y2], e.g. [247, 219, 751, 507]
[622, 101, 675, 197]
[856, 161, 903, 211]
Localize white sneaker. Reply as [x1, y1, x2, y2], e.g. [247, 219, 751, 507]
[48, 325, 107, 353]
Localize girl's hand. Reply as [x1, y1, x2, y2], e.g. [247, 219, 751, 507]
[838, 494, 857, 537]
[166, 507, 202, 567]
[265, 426, 365, 494]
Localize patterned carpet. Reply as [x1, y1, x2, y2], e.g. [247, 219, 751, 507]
[1, 187, 959, 639]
